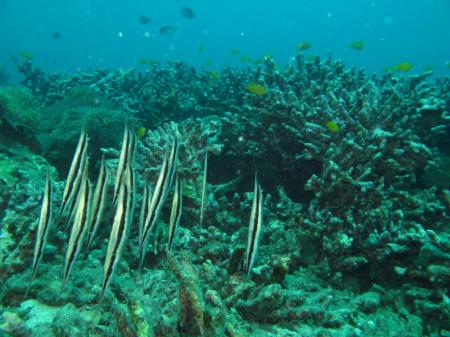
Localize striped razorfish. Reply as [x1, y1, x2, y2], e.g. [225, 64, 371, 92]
[138, 183, 151, 245]
[112, 125, 136, 207]
[100, 164, 133, 300]
[138, 134, 178, 268]
[199, 147, 208, 226]
[30, 171, 52, 283]
[167, 174, 182, 252]
[244, 174, 263, 278]
[85, 154, 109, 249]
[63, 161, 91, 285]
[56, 129, 88, 227]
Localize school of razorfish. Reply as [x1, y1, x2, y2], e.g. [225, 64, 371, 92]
[27, 124, 263, 300]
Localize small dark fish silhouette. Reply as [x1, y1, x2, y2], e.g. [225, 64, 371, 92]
[180, 7, 196, 19]
[159, 25, 177, 35]
[139, 16, 151, 25]
[52, 32, 61, 39]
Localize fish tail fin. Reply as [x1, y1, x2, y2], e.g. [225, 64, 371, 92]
[98, 287, 106, 303]
[23, 285, 32, 300]
[55, 207, 65, 228]
[138, 248, 145, 272]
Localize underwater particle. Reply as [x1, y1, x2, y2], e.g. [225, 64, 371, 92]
[349, 40, 364, 50]
[326, 121, 340, 132]
[118, 31, 124, 38]
[136, 126, 147, 139]
[19, 51, 34, 61]
[144, 31, 150, 38]
[393, 62, 413, 72]
[231, 48, 240, 56]
[297, 41, 311, 51]
[383, 16, 394, 26]
[139, 15, 151, 24]
[51, 32, 61, 39]
[246, 83, 267, 96]
[204, 59, 213, 66]
[159, 25, 177, 35]
[180, 6, 196, 19]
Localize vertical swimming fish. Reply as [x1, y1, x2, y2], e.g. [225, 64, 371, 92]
[168, 174, 182, 252]
[244, 174, 263, 278]
[167, 132, 178, 191]
[56, 129, 88, 226]
[127, 163, 136, 224]
[85, 155, 109, 249]
[138, 151, 169, 268]
[63, 162, 91, 285]
[139, 183, 151, 244]
[199, 147, 208, 226]
[30, 172, 52, 283]
[128, 128, 137, 164]
[112, 126, 131, 207]
[100, 164, 133, 300]
[138, 134, 178, 268]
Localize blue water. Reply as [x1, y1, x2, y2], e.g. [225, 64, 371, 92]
[1, 0, 450, 80]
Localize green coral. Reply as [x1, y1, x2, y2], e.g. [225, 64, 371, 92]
[0, 86, 44, 129]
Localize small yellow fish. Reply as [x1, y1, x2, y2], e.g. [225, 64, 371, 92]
[136, 127, 147, 139]
[19, 51, 34, 61]
[199, 44, 205, 54]
[139, 57, 159, 65]
[253, 58, 263, 66]
[349, 40, 364, 51]
[210, 69, 220, 80]
[422, 64, 435, 72]
[246, 83, 266, 96]
[169, 88, 177, 97]
[297, 41, 311, 51]
[326, 121, 340, 132]
[240, 55, 251, 63]
[393, 62, 413, 72]
[231, 48, 240, 56]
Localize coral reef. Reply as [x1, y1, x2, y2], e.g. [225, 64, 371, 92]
[0, 64, 10, 86]
[1, 55, 449, 336]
